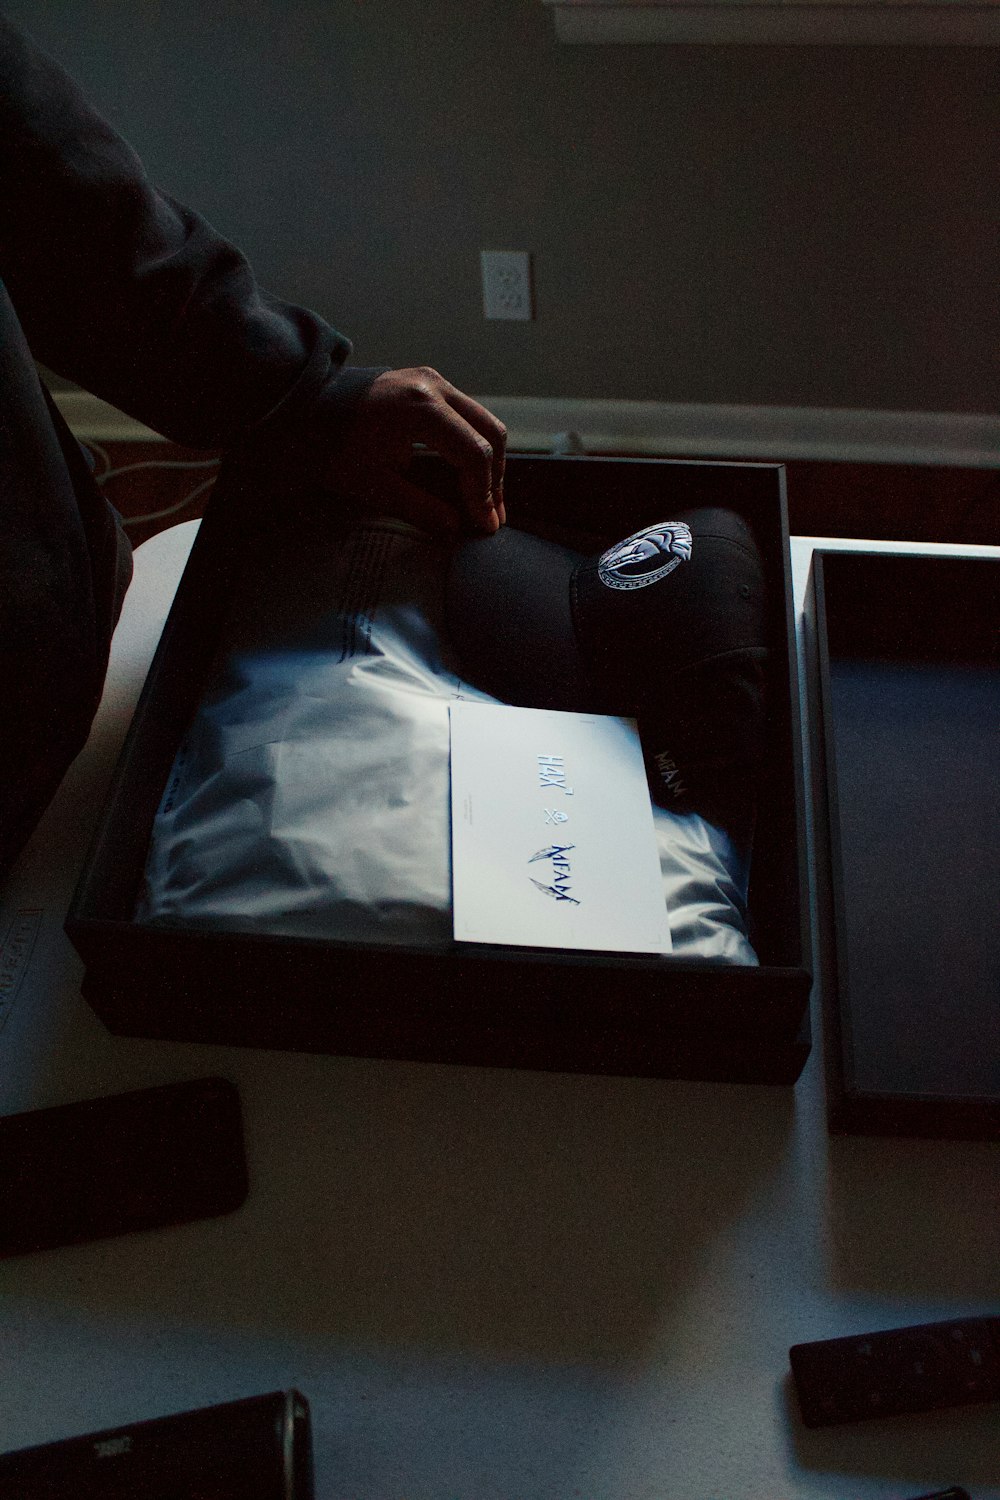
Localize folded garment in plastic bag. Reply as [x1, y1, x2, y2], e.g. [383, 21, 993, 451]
[136, 519, 758, 964]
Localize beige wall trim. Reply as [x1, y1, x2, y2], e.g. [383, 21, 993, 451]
[482, 397, 1000, 469]
[56, 388, 999, 469]
[54, 391, 166, 443]
[543, 0, 1000, 46]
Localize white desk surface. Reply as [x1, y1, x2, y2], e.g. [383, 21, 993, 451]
[1, 522, 998, 1500]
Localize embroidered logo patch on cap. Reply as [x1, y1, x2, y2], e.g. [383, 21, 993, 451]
[596, 521, 693, 591]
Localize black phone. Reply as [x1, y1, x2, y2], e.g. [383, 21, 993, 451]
[0, 1389, 313, 1500]
[0, 1076, 248, 1257]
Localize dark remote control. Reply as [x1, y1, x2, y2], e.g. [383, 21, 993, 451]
[790, 1316, 1000, 1427]
[904, 1490, 971, 1500]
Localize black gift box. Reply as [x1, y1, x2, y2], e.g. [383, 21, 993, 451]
[808, 548, 1000, 1138]
[66, 455, 812, 1083]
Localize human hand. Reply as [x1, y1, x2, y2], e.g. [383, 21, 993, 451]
[323, 366, 506, 535]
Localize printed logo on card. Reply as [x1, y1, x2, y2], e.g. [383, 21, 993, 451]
[528, 844, 579, 905]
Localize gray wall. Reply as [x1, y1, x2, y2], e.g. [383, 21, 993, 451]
[10, 0, 999, 412]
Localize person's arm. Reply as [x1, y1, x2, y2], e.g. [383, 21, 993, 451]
[0, 14, 505, 530]
[0, 12, 372, 452]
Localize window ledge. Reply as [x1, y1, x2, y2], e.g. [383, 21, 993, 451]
[542, 0, 1000, 44]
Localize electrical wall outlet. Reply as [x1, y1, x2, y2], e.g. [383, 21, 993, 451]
[481, 250, 533, 321]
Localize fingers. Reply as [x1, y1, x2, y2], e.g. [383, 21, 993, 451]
[407, 369, 507, 531]
[359, 367, 508, 531]
[443, 387, 507, 524]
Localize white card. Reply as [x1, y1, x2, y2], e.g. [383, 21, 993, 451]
[449, 701, 671, 954]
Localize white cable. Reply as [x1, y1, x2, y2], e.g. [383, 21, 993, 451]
[121, 474, 218, 528]
[94, 454, 222, 527]
[97, 457, 221, 485]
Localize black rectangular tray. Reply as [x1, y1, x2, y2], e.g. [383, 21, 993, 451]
[66, 454, 812, 1082]
[808, 548, 999, 1137]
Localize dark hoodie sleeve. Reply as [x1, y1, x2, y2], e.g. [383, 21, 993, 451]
[0, 12, 382, 453]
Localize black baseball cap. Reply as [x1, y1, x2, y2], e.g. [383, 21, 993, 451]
[445, 507, 769, 822]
